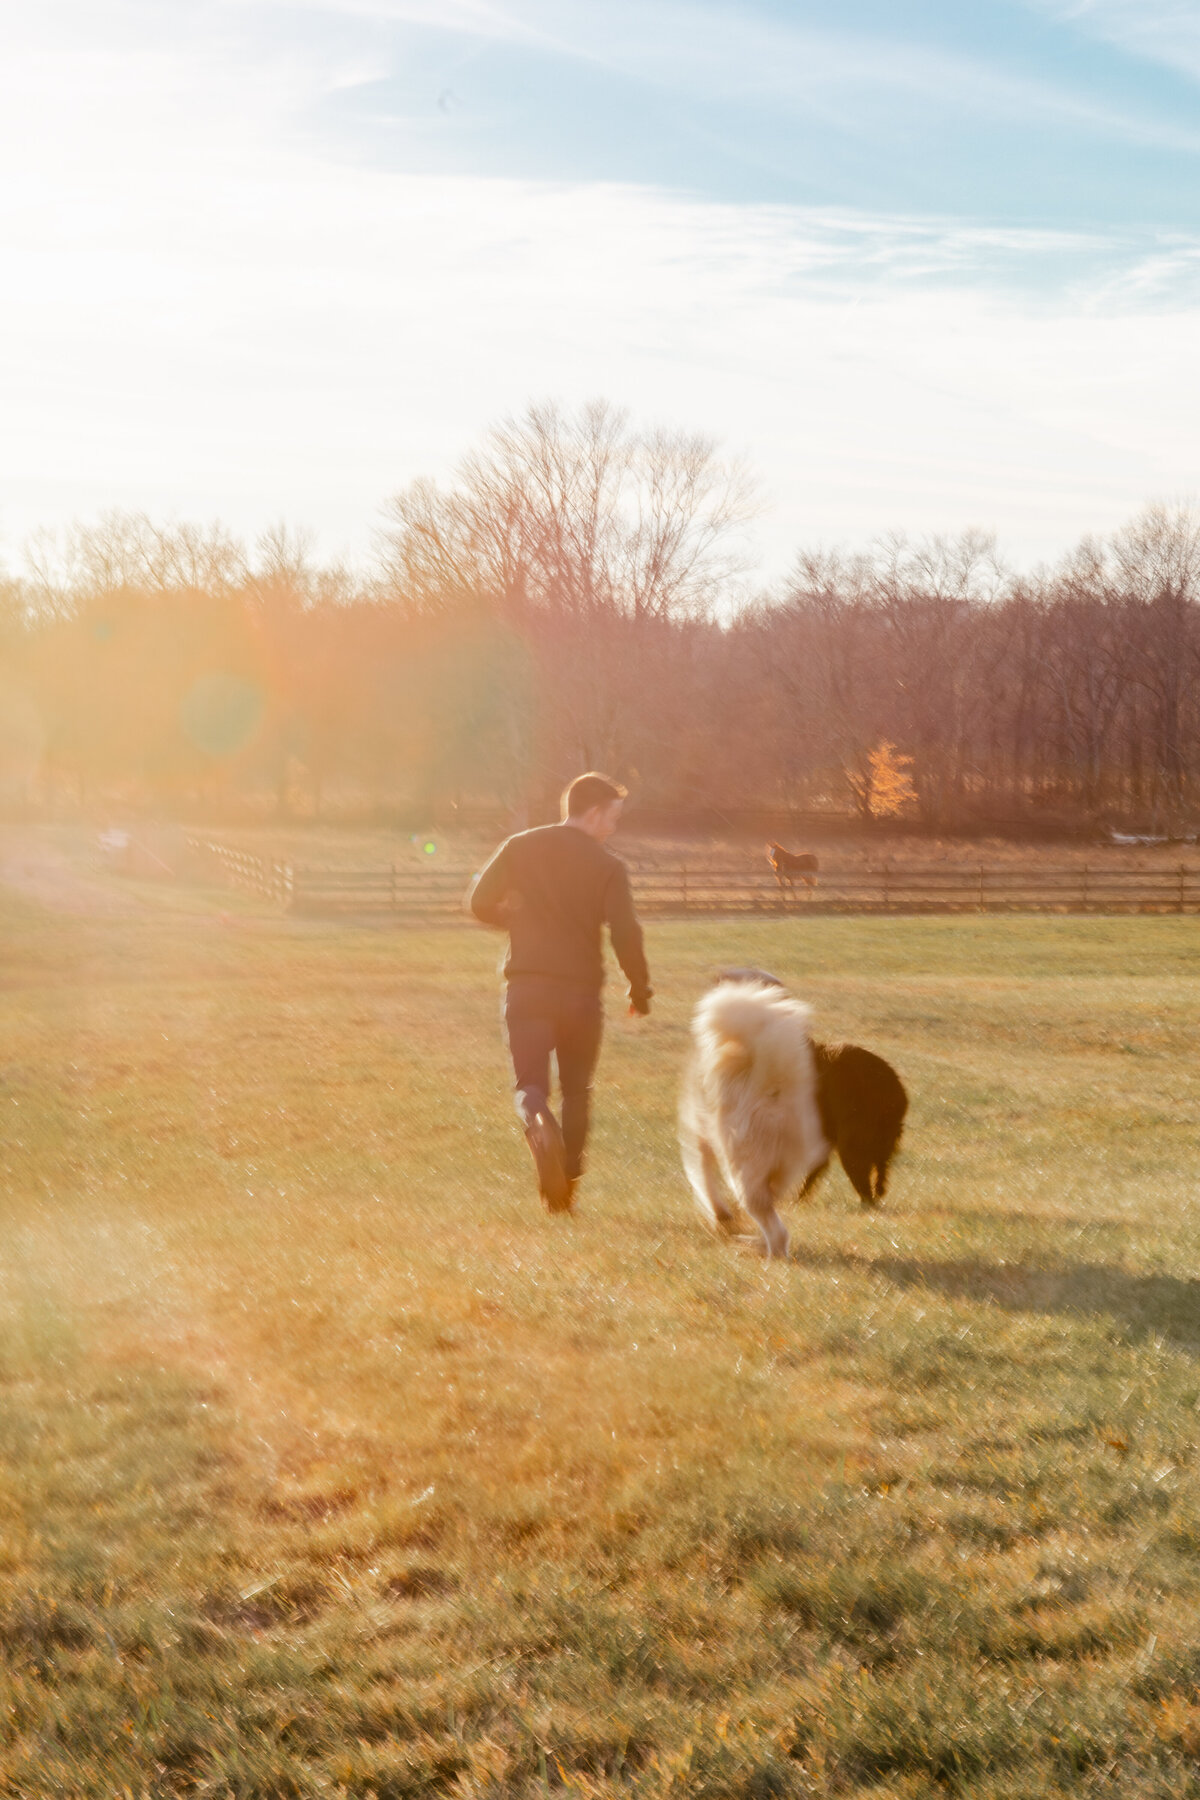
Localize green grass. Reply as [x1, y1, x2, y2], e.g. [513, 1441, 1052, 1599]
[4, 900, 1200, 1796]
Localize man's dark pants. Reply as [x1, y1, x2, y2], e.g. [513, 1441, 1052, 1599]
[503, 977, 604, 1180]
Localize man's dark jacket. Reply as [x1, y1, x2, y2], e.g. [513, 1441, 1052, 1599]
[467, 823, 652, 1013]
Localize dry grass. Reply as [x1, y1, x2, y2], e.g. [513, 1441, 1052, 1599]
[3, 896, 1200, 1796]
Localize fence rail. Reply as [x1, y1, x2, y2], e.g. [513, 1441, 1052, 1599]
[185, 837, 294, 906]
[185, 842, 1200, 918]
[630, 863, 1200, 915]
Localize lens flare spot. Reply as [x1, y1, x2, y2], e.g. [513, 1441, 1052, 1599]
[180, 674, 264, 757]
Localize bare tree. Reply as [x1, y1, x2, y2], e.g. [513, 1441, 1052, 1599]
[1111, 504, 1200, 823]
[865, 532, 1006, 824]
[768, 548, 886, 815]
[1036, 539, 1127, 813]
[23, 511, 247, 605]
[377, 400, 757, 625]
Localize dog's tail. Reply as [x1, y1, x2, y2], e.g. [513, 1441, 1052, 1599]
[693, 980, 814, 1086]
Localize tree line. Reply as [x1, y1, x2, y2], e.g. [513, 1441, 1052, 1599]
[3, 400, 1200, 831]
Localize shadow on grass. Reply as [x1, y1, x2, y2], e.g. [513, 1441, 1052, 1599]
[918, 1202, 1133, 1233]
[791, 1243, 1200, 1352]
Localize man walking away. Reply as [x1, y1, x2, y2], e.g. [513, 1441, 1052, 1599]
[467, 772, 652, 1213]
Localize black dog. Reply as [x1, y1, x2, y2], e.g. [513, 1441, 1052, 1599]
[804, 1040, 907, 1207]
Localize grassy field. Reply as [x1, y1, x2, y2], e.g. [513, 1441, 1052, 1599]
[4, 895, 1200, 1797]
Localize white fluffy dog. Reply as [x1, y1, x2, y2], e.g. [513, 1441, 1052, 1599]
[679, 976, 829, 1260]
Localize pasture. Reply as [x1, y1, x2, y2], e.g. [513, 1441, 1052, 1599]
[4, 891, 1200, 1798]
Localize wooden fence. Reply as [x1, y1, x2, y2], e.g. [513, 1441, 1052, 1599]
[633, 862, 1200, 916]
[185, 837, 294, 906]
[186, 841, 1200, 918]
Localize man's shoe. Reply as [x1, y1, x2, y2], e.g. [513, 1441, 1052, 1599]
[525, 1110, 570, 1212]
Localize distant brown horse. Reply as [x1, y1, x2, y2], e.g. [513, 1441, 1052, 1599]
[767, 842, 819, 891]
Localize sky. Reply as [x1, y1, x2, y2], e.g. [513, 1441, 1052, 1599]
[4, 0, 1200, 583]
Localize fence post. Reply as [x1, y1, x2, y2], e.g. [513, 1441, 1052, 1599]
[681, 866, 689, 915]
[882, 861, 890, 911]
[1180, 863, 1186, 914]
[978, 864, 985, 912]
[392, 862, 398, 912]
[1082, 863, 1089, 911]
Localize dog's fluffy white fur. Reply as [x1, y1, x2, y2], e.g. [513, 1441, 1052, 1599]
[679, 978, 829, 1260]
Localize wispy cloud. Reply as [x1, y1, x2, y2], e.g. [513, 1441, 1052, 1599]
[220, 0, 544, 41]
[227, 0, 1200, 154]
[1030, 1, 1200, 84]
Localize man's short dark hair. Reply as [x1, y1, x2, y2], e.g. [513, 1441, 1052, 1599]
[562, 772, 627, 818]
